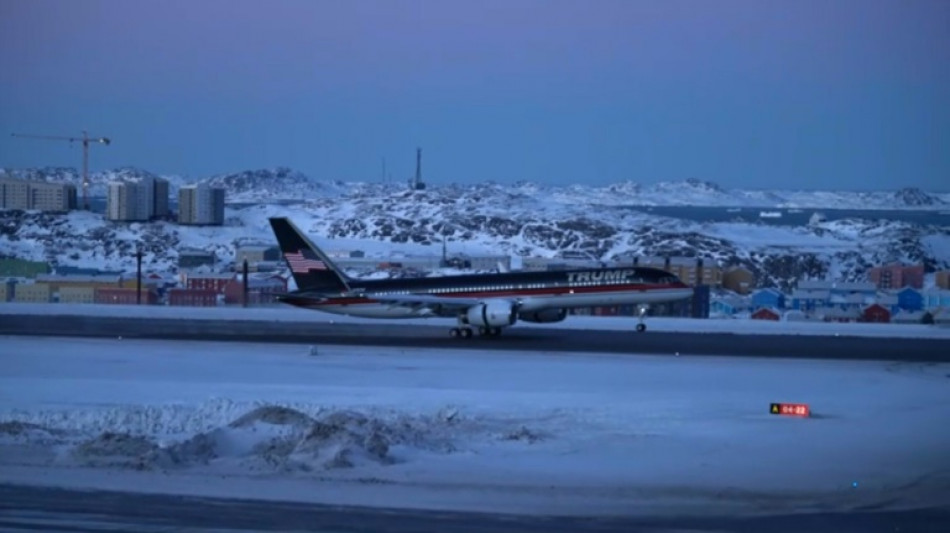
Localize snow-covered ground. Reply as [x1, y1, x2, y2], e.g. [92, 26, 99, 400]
[1, 336, 948, 517]
[9, 166, 950, 209]
[2, 302, 949, 339]
[4, 181, 949, 285]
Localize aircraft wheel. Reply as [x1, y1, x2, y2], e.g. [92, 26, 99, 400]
[450, 328, 460, 338]
[478, 327, 489, 336]
[462, 328, 473, 339]
[490, 327, 502, 336]
[636, 323, 647, 333]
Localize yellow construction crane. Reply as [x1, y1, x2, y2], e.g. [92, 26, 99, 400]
[11, 130, 111, 210]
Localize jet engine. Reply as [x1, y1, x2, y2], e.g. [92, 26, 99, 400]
[517, 308, 567, 323]
[465, 300, 517, 328]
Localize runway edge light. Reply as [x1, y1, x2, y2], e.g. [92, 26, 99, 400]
[769, 403, 810, 417]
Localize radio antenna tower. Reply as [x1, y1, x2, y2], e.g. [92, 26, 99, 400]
[410, 147, 426, 190]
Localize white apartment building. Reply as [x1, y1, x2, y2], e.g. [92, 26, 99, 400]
[106, 176, 169, 221]
[0, 179, 76, 211]
[179, 184, 225, 225]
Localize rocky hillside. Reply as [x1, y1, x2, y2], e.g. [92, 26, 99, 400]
[3, 167, 949, 209]
[2, 179, 948, 292]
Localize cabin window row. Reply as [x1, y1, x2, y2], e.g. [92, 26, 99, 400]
[370, 277, 648, 297]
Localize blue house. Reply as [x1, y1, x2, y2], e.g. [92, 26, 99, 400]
[924, 289, 950, 309]
[790, 289, 830, 312]
[792, 281, 877, 312]
[710, 295, 750, 316]
[752, 288, 786, 310]
[798, 280, 877, 298]
[896, 287, 924, 312]
[876, 293, 900, 314]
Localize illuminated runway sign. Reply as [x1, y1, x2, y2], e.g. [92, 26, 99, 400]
[770, 402, 810, 417]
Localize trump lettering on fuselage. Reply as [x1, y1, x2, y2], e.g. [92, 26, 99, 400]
[567, 269, 637, 284]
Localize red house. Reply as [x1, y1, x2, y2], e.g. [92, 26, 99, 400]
[168, 288, 218, 307]
[184, 273, 236, 293]
[223, 275, 288, 305]
[751, 307, 780, 321]
[95, 287, 159, 305]
[861, 303, 891, 323]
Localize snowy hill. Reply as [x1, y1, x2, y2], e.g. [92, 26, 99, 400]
[0, 166, 191, 198]
[2, 167, 949, 209]
[203, 167, 348, 203]
[2, 185, 949, 292]
[893, 187, 946, 207]
[2, 167, 949, 291]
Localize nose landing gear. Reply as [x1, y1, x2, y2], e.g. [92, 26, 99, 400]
[636, 304, 649, 332]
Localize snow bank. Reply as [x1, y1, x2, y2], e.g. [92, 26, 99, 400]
[0, 401, 494, 476]
[1, 337, 949, 517]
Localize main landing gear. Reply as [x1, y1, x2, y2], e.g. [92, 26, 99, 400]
[449, 327, 473, 339]
[449, 326, 502, 339]
[636, 304, 649, 333]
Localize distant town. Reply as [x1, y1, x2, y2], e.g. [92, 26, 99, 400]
[0, 175, 225, 225]
[2, 174, 949, 325]
[1, 239, 948, 326]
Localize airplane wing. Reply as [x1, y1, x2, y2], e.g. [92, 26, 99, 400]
[368, 293, 526, 317]
[370, 293, 485, 311]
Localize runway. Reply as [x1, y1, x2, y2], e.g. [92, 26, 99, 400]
[2, 315, 949, 532]
[1, 484, 947, 533]
[0, 313, 948, 362]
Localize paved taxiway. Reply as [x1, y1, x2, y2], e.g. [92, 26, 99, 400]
[1, 313, 948, 362]
[1, 484, 947, 533]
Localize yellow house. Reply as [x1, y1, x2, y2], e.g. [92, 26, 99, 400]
[59, 286, 97, 304]
[722, 266, 756, 294]
[13, 283, 51, 303]
[35, 274, 127, 292]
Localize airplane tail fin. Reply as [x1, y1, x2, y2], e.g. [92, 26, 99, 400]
[268, 217, 351, 292]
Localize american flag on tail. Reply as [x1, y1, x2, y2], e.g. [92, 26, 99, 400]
[284, 250, 327, 273]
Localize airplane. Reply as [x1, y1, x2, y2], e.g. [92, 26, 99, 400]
[268, 217, 694, 338]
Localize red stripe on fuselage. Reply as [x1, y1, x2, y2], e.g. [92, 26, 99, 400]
[283, 282, 690, 307]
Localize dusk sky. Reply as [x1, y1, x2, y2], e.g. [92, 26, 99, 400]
[1, 0, 947, 190]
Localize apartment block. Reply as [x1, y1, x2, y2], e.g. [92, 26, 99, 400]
[153, 178, 170, 217]
[0, 179, 76, 211]
[106, 181, 136, 220]
[179, 184, 225, 225]
[106, 176, 169, 221]
[635, 256, 723, 287]
[868, 263, 925, 290]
